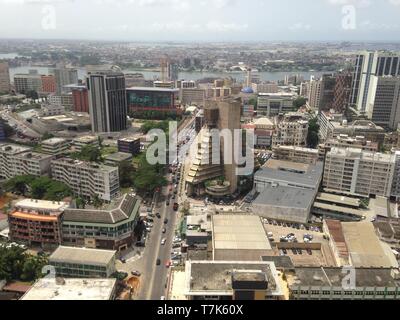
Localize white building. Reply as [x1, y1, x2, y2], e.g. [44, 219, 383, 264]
[257, 93, 296, 117]
[323, 147, 396, 198]
[51, 158, 120, 201]
[41, 138, 70, 156]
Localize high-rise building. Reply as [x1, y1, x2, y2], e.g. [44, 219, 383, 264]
[87, 71, 127, 133]
[349, 51, 400, 113]
[72, 86, 89, 113]
[332, 71, 352, 113]
[366, 76, 400, 130]
[308, 76, 322, 109]
[0, 62, 10, 93]
[40, 75, 57, 94]
[52, 65, 79, 94]
[320, 74, 336, 111]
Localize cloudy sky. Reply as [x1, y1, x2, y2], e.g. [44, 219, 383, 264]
[0, 0, 400, 42]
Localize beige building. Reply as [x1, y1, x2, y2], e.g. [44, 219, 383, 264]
[14, 71, 42, 94]
[51, 158, 119, 201]
[323, 147, 395, 197]
[0, 62, 10, 93]
[308, 76, 322, 109]
[72, 135, 99, 152]
[272, 145, 319, 164]
[41, 138, 70, 156]
[272, 113, 309, 147]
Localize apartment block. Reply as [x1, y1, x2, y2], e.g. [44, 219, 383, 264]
[14, 71, 42, 94]
[51, 158, 120, 201]
[323, 147, 395, 197]
[117, 138, 140, 156]
[272, 113, 309, 147]
[8, 199, 70, 248]
[72, 135, 99, 152]
[272, 145, 319, 164]
[41, 138, 70, 156]
[257, 93, 295, 117]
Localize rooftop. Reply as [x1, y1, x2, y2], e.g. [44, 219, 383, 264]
[63, 194, 140, 225]
[127, 86, 179, 93]
[104, 152, 133, 163]
[49, 246, 116, 266]
[42, 138, 68, 146]
[15, 198, 69, 211]
[0, 143, 31, 155]
[212, 215, 271, 251]
[21, 278, 117, 300]
[287, 267, 400, 288]
[52, 157, 117, 173]
[185, 260, 281, 296]
[73, 135, 99, 144]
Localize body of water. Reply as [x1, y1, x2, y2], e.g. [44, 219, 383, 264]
[9, 65, 326, 84]
[0, 53, 22, 59]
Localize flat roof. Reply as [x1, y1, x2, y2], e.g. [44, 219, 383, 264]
[254, 117, 274, 126]
[127, 86, 179, 93]
[255, 160, 323, 190]
[16, 198, 69, 211]
[49, 246, 116, 266]
[316, 193, 360, 208]
[105, 152, 132, 162]
[42, 137, 68, 145]
[185, 260, 281, 296]
[21, 278, 116, 300]
[254, 185, 316, 210]
[313, 202, 365, 217]
[0, 143, 31, 155]
[10, 212, 58, 222]
[287, 267, 400, 288]
[342, 222, 398, 268]
[73, 135, 99, 143]
[212, 215, 271, 251]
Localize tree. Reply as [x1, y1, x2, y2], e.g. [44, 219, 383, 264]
[307, 118, 320, 148]
[42, 132, 55, 141]
[4, 175, 35, 196]
[71, 145, 102, 163]
[119, 160, 135, 188]
[293, 97, 307, 109]
[21, 255, 48, 282]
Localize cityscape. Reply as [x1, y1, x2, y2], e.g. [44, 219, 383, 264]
[1, 0, 400, 309]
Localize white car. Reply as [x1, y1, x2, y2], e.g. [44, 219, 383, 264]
[161, 238, 167, 245]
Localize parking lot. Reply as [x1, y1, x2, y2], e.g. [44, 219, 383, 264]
[263, 219, 338, 267]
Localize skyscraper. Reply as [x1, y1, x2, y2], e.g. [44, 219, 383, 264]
[87, 71, 128, 133]
[52, 64, 79, 94]
[0, 62, 10, 93]
[332, 71, 352, 113]
[349, 51, 400, 113]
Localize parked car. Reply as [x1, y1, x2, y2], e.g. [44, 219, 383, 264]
[161, 238, 166, 245]
[162, 228, 166, 234]
[156, 259, 161, 266]
[131, 270, 141, 277]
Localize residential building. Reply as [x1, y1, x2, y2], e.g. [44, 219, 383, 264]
[72, 86, 89, 113]
[272, 113, 309, 147]
[257, 93, 295, 117]
[252, 82, 278, 94]
[50, 158, 120, 201]
[48, 93, 74, 109]
[21, 278, 117, 300]
[104, 152, 132, 167]
[272, 145, 319, 164]
[14, 71, 42, 94]
[39, 104, 65, 117]
[87, 71, 127, 133]
[254, 117, 275, 148]
[0, 144, 53, 179]
[8, 199, 70, 249]
[308, 76, 322, 109]
[72, 135, 99, 152]
[49, 246, 116, 278]
[320, 74, 336, 111]
[0, 62, 10, 93]
[180, 88, 206, 106]
[117, 138, 140, 156]
[323, 147, 395, 197]
[288, 267, 400, 300]
[365, 76, 400, 130]
[349, 51, 400, 113]
[61, 194, 141, 251]
[41, 138, 70, 156]
[52, 65, 79, 94]
[40, 75, 57, 94]
[253, 159, 323, 223]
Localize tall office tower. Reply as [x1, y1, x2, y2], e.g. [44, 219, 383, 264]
[87, 71, 128, 133]
[332, 71, 352, 113]
[40, 75, 57, 94]
[14, 70, 43, 94]
[349, 51, 400, 113]
[52, 64, 79, 94]
[0, 62, 10, 93]
[72, 86, 89, 113]
[319, 74, 336, 111]
[365, 76, 400, 130]
[308, 76, 322, 109]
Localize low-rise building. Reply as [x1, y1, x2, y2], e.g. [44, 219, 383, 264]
[253, 159, 323, 223]
[272, 145, 319, 164]
[117, 138, 140, 156]
[272, 113, 309, 147]
[51, 158, 119, 201]
[184, 261, 285, 300]
[49, 246, 116, 278]
[21, 278, 117, 300]
[257, 92, 295, 117]
[41, 138, 70, 156]
[61, 194, 140, 251]
[104, 152, 133, 167]
[8, 199, 70, 249]
[72, 135, 99, 152]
